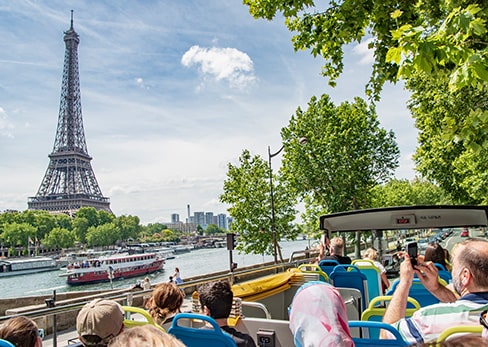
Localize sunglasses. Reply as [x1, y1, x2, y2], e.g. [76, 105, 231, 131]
[480, 310, 488, 330]
[37, 329, 44, 340]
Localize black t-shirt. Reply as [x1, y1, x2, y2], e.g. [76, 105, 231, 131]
[322, 254, 352, 264]
[221, 325, 257, 347]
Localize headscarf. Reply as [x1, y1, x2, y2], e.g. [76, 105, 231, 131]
[289, 281, 354, 347]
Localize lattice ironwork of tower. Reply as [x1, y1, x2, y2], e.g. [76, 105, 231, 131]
[28, 13, 111, 215]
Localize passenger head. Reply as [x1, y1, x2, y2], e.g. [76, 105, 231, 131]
[289, 281, 353, 347]
[363, 248, 378, 261]
[108, 325, 185, 347]
[432, 334, 488, 346]
[451, 238, 488, 296]
[76, 299, 124, 347]
[198, 280, 233, 319]
[0, 316, 42, 347]
[147, 283, 184, 325]
[424, 242, 448, 269]
[330, 237, 345, 256]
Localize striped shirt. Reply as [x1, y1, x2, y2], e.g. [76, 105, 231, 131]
[389, 292, 488, 344]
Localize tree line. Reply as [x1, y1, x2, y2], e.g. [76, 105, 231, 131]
[0, 207, 209, 255]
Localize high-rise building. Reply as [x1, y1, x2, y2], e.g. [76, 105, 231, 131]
[205, 212, 214, 226]
[194, 212, 205, 227]
[217, 213, 228, 230]
[28, 12, 110, 215]
[171, 213, 180, 223]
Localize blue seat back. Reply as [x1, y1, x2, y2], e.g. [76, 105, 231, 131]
[0, 340, 14, 347]
[318, 259, 340, 277]
[434, 263, 452, 283]
[168, 313, 237, 347]
[351, 259, 382, 301]
[330, 265, 369, 310]
[386, 278, 445, 307]
[349, 321, 409, 346]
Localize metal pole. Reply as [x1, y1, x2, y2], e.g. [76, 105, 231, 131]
[268, 138, 306, 264]
[268, 145, 278, 264]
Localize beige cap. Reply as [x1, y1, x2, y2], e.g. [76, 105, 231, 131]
[76, 298, 124, 346]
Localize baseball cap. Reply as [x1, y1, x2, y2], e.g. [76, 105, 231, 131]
[76, 299, 124, 346]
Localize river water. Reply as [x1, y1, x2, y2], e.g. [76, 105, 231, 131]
[2, 239, 313, 299]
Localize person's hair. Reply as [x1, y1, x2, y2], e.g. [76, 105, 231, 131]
[108, 325, 186, 347]
[330, 237, 345, 256]
[147, 283, 184, 325]
[424, 242, 448, 269]
[419, 333, 488, 346]
[456, 238, 488, 288]
[175, 267, 179, 272]
[363, 248, 378, 261]
[198, 280, 233, 319]
[0, 316, 39, 347]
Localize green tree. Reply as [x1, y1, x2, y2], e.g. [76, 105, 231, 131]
[114, 215, 141, 241]
[1, 222, 36, 250]
[281, 95, 399, 257]
[408, 73, 488, 204]
[43, 227, 76, 249]
[55, 214, 73, 230]
[243, 0, 487, 99]
[86, 223, 119, 248]
[76, 207, 99, 226]
[370, 178, 451, 207]
[282, 95, 399, 212]
[220, 149, 299, 259]
[206, 224, 222, 235]
[73, 217, 90, 244]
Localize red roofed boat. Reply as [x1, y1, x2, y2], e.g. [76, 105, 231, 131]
[61, 252, 164, 285]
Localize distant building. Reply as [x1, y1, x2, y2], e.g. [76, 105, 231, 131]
[217, 213, 228, 230]
[194, 212, 205, 227]
[205, 212, 214, 226]
[171, 213, 179, 223]
[166, 222, 196, 233]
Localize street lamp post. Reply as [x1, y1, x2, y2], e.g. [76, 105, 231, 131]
[268, 137, 307, 264]
[268, 145, 284, 264]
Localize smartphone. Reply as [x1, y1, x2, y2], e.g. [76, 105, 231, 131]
[405, 241, 418, 267]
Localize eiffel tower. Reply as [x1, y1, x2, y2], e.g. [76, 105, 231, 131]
[28, 12, 111, 215]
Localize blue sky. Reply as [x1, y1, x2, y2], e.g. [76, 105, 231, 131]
[0, 1, 416, 225]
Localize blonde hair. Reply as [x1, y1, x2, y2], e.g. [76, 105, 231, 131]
[330, 237, 345, 256]
[147, 283, 184, 325]
[0, 316, 39, 347]
[363, 248, 378, 261]
[108, 325, 185, 347]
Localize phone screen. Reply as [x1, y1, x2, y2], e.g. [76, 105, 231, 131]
[405, 241, 418, 266]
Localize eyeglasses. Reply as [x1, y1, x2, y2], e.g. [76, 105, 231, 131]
[37, 329, 44, 340]
[480, 310, 488, 330]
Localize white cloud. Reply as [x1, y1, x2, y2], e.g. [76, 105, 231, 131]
[0, 107, 15, 138]
[353, 38, 375, 65]
[181, 45, 256, 89]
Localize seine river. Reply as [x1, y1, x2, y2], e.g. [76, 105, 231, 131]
[1, 239, 314, 298]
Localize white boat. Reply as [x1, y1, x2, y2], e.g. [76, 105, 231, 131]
[170, 245, 193, 253]
[61, 252, 165, 285]
[0, 257, 60, 277]
[56, 250, 114, 268]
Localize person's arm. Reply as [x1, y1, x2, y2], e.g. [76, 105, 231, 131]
[414, 262, 457, 303]
[381, 255, 414, 338]
[381, 272, 390, 291]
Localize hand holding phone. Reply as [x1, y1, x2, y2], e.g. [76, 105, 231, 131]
[405, 241, 418, 267]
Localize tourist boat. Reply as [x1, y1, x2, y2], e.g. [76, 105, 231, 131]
[61, 252, 164, 285]
[56, 250, 114, 269]
[0, 256, 60, 277]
